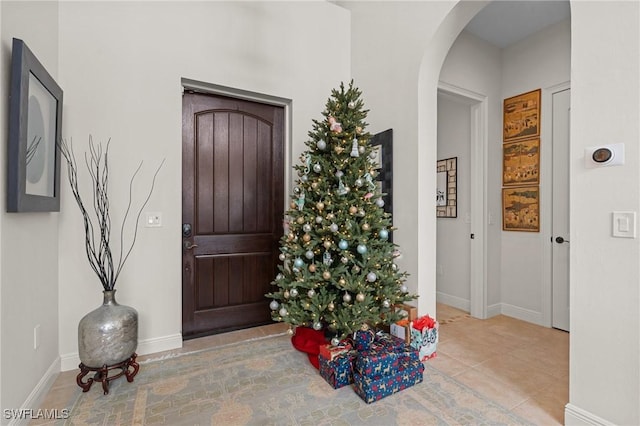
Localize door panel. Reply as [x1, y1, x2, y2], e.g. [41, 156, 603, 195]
[552, 88, 570, 331]
[183, 92, 284, 339]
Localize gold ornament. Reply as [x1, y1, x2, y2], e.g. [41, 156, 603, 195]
[287, 232, 294, 241]
[356, 293, 365, 302]
[338, 278, 346, 286]
[302, 234, 311, 242]
[334, 146, 344, 154]
[323, 271, 331, 280]
[323, 240, 332, 249]
[311, 182, 319, 190]
[316, 202, 325, 211]
[309, 264, 317, 273]
[296, 216, 305, 224]
[290, 201, 296, 209]
[328, 302, 335, 311]
[349, 206, 358, 215]
[327, 213, 335, 220]
[362, 223, 370, 231]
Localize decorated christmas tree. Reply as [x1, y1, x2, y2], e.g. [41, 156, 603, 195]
[267, 81, 416, 345]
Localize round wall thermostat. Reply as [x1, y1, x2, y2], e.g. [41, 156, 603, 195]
[592, 147, 613, 163]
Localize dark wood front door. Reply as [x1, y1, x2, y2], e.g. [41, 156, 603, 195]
[182, 91, 284, 339]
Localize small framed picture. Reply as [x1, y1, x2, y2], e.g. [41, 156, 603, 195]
[502, 186, 540, 232]
[503, 89, 541, 142]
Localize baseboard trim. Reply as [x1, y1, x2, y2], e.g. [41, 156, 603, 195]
[436, 292, 470, 312]
[8, 357, 61, 426]
[487, 303, 501, 318]
[499, 303, 544, 326]
[60, 333, 183, 371]
[565, 403, 616, 426]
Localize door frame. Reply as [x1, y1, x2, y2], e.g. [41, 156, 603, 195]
[437, 81, 488, 319]
[180, 78, 293, 330]
[541, 81, 571, 328]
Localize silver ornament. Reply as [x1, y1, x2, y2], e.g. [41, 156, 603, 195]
[348, 101, 356, 109]
[303, 223, 312, 232]
[279, 253, 286, 261]
[358, 145, 365, 154]
[335, 170, 344, 178]
[400, 284, 408, 293]
[279, 307, 288, 316]
[313, 321, 322, 331]
[301, 174, 308, 182]
[376, 198, 385, 208]
[331, 337, 340, 346]
[307, 289, 316, 298]
[354, 178, 363, 187]
[343, 293, 352, 303]
[317, 139, 327, 150]
[290, 288, 299, 298]
[382, 299, 391, 308]
[367, 272, 377, 282]
[315, 216, 323, 224]
[329, 223, 339, 233]
[269, 300, 279, 310]
[313, 163, 322, 173]
[341, 256, 349, 264]
[305, 250, 314, 259]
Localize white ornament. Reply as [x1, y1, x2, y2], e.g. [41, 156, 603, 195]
[308, 289, 316, 298]
[376, 198, 385, 208]
[269, 300, 279, 310]
[279, 307, 288, 316]
[329, 223, 339, 233]
[350, 139, 359, 157]
[317, 139, 327, 150]
[343, 293, 352, 303]
[366, 272, 377, 282]
[279, 253, 286, 261]
[400, 284, 408, 293]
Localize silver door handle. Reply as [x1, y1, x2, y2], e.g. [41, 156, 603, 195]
[184, 241, 199, 250]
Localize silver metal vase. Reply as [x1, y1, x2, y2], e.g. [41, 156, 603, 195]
[78, 290, 138, 368]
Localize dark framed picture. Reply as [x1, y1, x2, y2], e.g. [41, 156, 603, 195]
[503, 89, 541, 142]
[370, 129, 393, 238]
[502, 186, 540, 232]
[436, 157, 457, 218]
[503, 138, 540, 186]
[7, 38, 63, 212]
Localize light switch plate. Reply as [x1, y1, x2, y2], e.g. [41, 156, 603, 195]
[612, 211, 636, 238]
[145, 212, 162, 227]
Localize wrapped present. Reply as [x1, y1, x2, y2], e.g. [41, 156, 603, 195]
[353, 329, 375, 351]
[319, 351, 356, 389]
[390, 319, 411, 343]
[409, 315, 439, 360]
[319, 342, 352, 361]
[355, 335, 419, 376]
[353, 358, 425, 403]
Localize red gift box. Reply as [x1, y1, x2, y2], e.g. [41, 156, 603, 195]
[319, 342, 353, 361]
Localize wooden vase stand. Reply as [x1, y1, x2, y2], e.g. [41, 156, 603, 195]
[76, 353, 139, 395]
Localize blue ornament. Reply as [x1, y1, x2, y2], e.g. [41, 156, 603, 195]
[357, 244, 367, 254]
[338, 240, 349, 250]
[294, 258, 304, 268]
[379, 229, 389, 240]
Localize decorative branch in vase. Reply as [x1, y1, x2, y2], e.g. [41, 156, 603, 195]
[58, 136, 164, 394]
[58, 136, 164, 291]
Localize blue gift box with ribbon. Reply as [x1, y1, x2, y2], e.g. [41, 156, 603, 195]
[353, 357, 425, 403]
[319, 351, 357, 389]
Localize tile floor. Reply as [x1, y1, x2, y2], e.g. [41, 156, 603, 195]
[35, 304, 568, 425]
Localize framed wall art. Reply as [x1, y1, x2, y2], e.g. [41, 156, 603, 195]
[503, 138, 540, 186]
[503, 89, 540, 142]
[502, 186, 540, 232]
[436, 157, 457, 218]
[7, 38, 63, 212]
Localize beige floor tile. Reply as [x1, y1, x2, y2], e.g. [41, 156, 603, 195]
[427, 352, 473, 377]
[454, 367, 530, 410]
[473, 352, 561, 394]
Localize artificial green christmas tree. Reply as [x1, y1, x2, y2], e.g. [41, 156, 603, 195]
[267, 81, 416, 344]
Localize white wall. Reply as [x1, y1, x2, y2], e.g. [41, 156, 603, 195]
[0, 0, 61, 415]
[343, 0, 463, 317]
[500, 19, 571, 325]
[438, 30, 502, 310]
[56, 1, 351, 370]
[567, 1, 639, 424]
[436, 94, 471, 308]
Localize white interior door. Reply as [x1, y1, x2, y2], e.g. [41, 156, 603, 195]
[552, 88, 570, 331]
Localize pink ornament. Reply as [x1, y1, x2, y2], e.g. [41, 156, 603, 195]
[364, 192, 374, 200]
[328, 116, 342, 133]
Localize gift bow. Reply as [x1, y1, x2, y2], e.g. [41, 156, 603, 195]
[412, 315, 438, 331]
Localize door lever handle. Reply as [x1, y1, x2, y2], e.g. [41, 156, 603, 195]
[555, 236, 569, 244]
[184, 241, 199, 250]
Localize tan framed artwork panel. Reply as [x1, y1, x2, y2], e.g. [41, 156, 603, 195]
[502, 186, 540, 232]
[503, 137, 540, 186]
[503, 89, 541, 142]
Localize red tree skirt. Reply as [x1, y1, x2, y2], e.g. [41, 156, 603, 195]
[290, 326, 327, 369]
